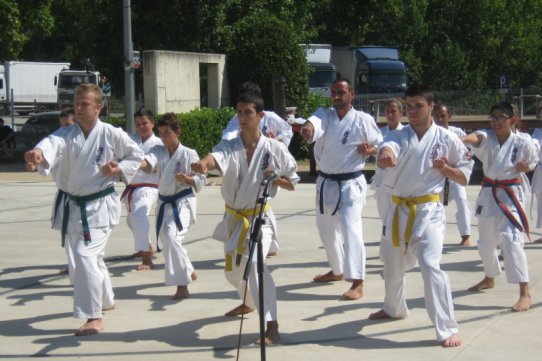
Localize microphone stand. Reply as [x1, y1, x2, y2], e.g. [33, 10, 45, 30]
[242, 180, 272, 361]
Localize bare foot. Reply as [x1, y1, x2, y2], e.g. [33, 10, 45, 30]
[59, 268, 69, 274]
[172, 286, 189, 300]
[136, 251, 154, 270]
[460, 235, 472, 247]
[102, 303, 115, 311]
[313, 271, 344, 283]
[512, 294, 532, 312]
[224, 303, 254, 317]
[368, 309, 391, 320]
[255, 321, 280, 345]
[75, 319, 104, 336]
[191, 272, 197, 281]
[267, 251, 277, 257]
[441, 333, 461, 347]
[468, 276, 495, 291]
[342, 280, 363, 300]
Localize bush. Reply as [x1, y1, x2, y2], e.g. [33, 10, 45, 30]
[103, 107, 236, 158]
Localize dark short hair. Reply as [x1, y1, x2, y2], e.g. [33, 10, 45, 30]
[157, 112, 180, 132]
[332, 78, 353, 91]
[405, 83, 434, 103]
[134, 108, 155, 122]
[489, 101, 514, 118]
[239, 81, 262, 97]
[60, 108, 75, 118]
[237, 92, 264, 113]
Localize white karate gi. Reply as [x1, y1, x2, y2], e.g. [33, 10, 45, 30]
[440, 125, 471, 237]
[222, 111, 294, 146]
[378, 123, 473, 342]
[145, 143, 205, 286]
[372, 123, 405, 220]
[211, 135, 299, 321]
[123, 133, 162, 252]
[308, 107, 382, 280]
[530, 129, 542, 227]
[39, 120, 143, 319]
[471, 129, 538, 284]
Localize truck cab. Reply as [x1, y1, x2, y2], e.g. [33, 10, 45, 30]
[57, 70, 100, 108]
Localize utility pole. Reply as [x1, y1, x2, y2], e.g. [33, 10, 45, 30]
[123, 0, 135, 133]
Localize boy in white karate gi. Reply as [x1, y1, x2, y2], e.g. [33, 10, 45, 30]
[123, 109, 163, 270]
[371, 84, 473, 348]
[192, 92, 299, 345]
[433, 104, 473, 246]
[462, 101, 537, 312]
[141, 113, 205, 299]
[25, 83, 143, 336]
[301, 78, 382, 300]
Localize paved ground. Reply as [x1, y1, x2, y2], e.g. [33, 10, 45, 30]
[1, 164, 541, 360]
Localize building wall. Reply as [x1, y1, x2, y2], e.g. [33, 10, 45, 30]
[143, 50, 230, 114]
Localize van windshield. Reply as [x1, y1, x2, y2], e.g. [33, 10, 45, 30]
[59, 74, 97, 88]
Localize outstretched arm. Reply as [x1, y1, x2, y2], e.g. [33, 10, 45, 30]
[191, 153, 220, 174]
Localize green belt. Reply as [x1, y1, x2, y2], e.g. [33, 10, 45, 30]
[61, 186, 116, 247]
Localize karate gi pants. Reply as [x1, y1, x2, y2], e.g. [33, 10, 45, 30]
[379, 211, 459, 342]
[225, 225, 277, 322]
[125, 187, 158, 252]
[315, 180, 367, 280]
[159, 206, 194, 286]
[477, 216, 529, 283]
[66, 223, 115, 319]
[445, 182, 471, 237]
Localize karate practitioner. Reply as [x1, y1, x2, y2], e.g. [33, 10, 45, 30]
[371, 99, 405, 221]
[433, 104, 473, 246]
[370, 84, 473, 348]
[140, 112, 205, 299]
[191, 92, 299, 345]
[25, 83, 143, 336]
[462, 101, 537, 312]
[27, 108, 76, 278]
[301, 78, 382, 300]
[123, 109, 162, 270]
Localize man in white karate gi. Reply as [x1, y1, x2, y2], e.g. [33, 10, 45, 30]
[462, 101, 537, 313]
[192, 92, 299, 345]
[370, 84, 473, 348]
[300, 78, 382, 300]
[25, 83, 143, 336]
[433, 104, 473, 246]
[122, 109, 163, 270]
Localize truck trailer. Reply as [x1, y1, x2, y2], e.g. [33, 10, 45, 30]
[0, 61, 70, 115]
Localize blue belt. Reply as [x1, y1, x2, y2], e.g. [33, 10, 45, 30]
[318, 170, 363, 215]
[61, 186, 116, 247]
[156, 188, 194, 251]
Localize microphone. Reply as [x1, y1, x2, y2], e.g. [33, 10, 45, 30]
[261, 170, 279, 186]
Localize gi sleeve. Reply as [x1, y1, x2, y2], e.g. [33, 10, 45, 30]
[115, 129, 144, 184]
[221, 116, 240, 141]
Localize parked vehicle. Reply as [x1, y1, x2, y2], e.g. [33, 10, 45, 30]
[0, 61, 70, 115]
[57, 69, 100, 108]
[15, 111, 61, 151]
[302, 44, 337, 96]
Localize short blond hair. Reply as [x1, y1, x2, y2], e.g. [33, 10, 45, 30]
[75, 83, 102, 104]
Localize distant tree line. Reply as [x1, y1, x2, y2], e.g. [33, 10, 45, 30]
[2, 0, 541, 111]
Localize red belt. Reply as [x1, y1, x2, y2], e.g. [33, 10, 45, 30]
[481, 176, 530, 238]
[121, 183, 158, 212]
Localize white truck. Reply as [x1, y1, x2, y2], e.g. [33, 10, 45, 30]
[0, 61, 70, 115]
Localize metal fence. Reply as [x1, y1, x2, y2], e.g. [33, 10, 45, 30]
[353, 87, 542, 119]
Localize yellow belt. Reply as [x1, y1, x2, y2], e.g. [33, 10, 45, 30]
[391, 194, 440, 248]
[224, 203, 270, 271]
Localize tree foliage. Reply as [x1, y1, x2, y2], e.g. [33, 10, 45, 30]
[1, 0, 542, 99]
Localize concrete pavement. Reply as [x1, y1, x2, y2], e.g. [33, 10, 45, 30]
[0, 169, 541, 360]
